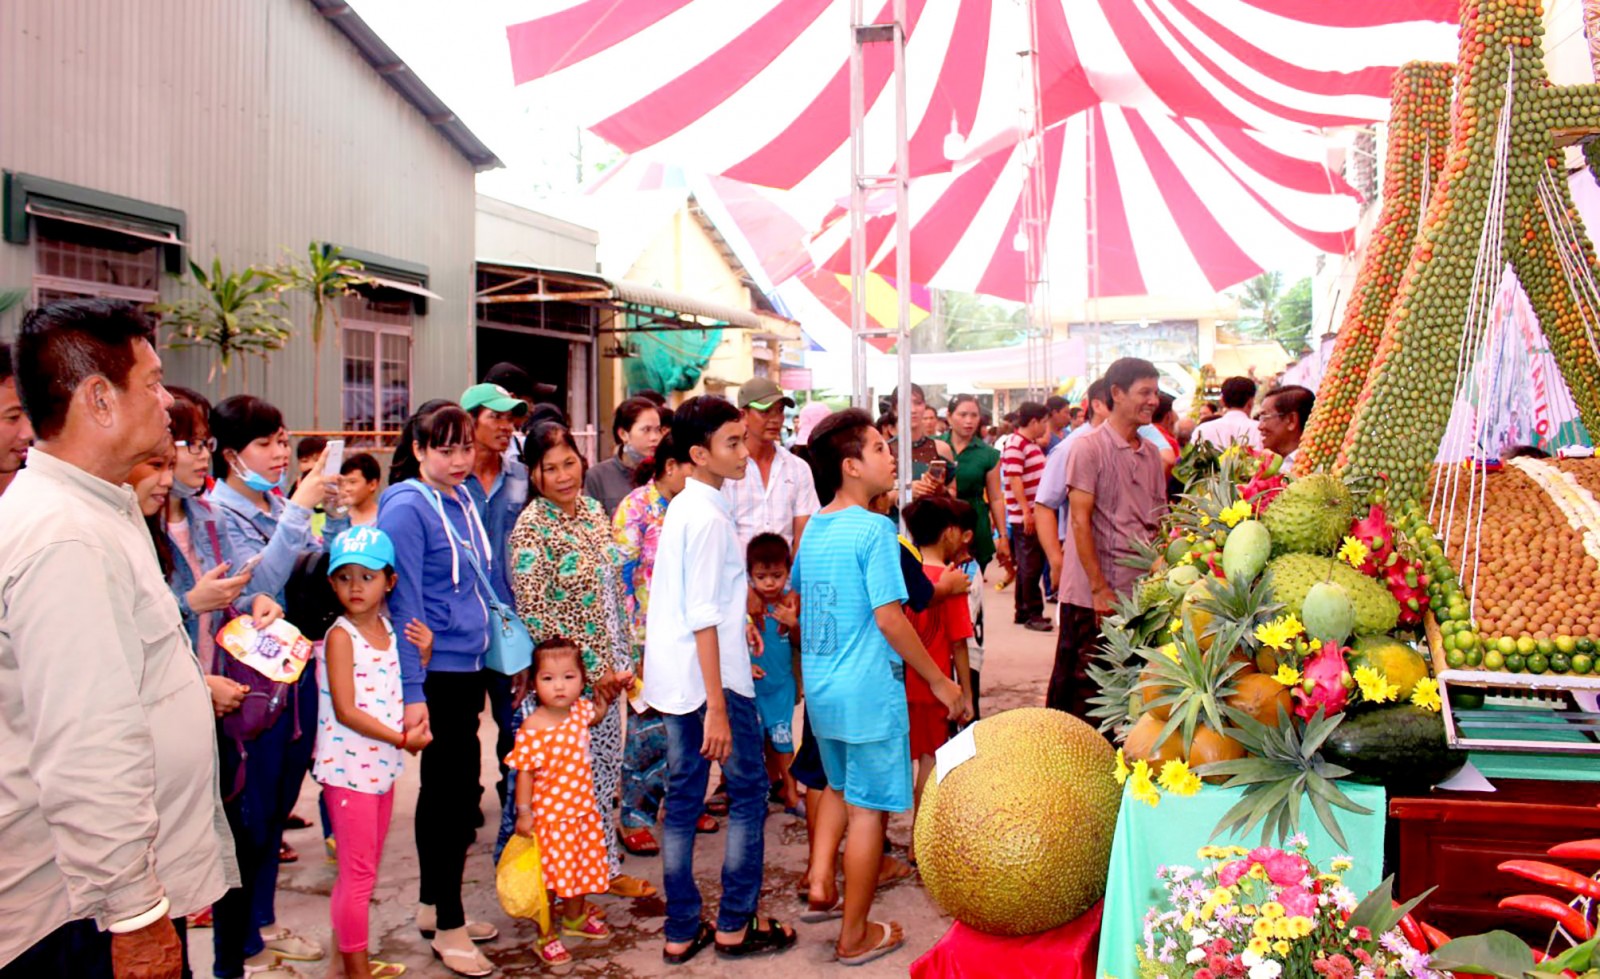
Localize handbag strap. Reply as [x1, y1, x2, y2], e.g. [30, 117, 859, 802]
[409, 480, 501, 605]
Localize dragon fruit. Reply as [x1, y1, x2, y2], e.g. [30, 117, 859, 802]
[1239, 473, 1286, 515]
[1292, 641, 1352, 720]
[1384, 554, 1430, 627]
[1348, 504, 1396, 575]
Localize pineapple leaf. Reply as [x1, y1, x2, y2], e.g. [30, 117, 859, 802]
[1193, 705, 1359, 846]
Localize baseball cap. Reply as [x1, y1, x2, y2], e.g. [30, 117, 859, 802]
[483, 362, 558, 402]
[329, 526, 396, 573]
[736, 377, 795, 411]
[461, 382, 529, 416]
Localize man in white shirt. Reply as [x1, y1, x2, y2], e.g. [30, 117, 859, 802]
[1190, 376, 1262, 450]
[1257, 384, 1315, 475]
[723, 377, 819, 553]
[645, 395, 797, 964]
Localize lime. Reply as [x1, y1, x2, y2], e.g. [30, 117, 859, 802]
[1527, 653, 1550, 674]
[1516, 636, 1536, 656]
[1484, 650, 1506, 671]
[1578, 638, 1596, 654]
[1498, 636, 1517, 655]
[1446, 649, 1467, 668]
[1465, 649, 1483, 667]
[1536, 638, 1556, 657]
[1449, 603, 1469, 621]
[1506, 653, 1526, 673]
[1551, 653, 1572, 674]
[1442, 633, 1457, 651]
[1450, 687, 1486, 710]
[1556, 635, 1577, 655]
[1573, 653, 1595, 675]
[1457, 631, 1477, 650]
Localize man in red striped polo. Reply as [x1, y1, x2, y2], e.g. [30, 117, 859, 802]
[1000, 401, 1051, 632]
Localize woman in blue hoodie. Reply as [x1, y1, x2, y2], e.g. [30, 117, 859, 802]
[376, 403, 499, 977]
[207, 395, 342, 979]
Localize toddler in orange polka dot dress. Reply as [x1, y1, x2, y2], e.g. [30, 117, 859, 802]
[506, 637, 632, 971]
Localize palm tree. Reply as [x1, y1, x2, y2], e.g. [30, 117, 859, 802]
[279, 243, 364, 429]
[157, 258, 292, 386]
[1229, 272, 1315, 356]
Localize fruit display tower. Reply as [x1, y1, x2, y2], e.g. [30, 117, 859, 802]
[1309, 0, 1600, 503]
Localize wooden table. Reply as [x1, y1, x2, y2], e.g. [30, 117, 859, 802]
[1390, 779, 1600, 942]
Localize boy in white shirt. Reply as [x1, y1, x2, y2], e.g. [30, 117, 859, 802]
[643, 395, 798, 965]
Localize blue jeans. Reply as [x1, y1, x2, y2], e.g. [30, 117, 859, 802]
[661, 693, 766, 943]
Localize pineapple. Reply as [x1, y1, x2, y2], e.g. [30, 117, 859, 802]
[1132, 617, 1253, 760]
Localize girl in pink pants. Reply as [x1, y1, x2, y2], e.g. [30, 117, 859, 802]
[314, 528, 434, 979]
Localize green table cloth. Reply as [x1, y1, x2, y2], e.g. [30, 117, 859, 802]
[1096, 781, 1387, 979]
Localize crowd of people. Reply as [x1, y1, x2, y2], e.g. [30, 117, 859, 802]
[0, 297, 1314, 979]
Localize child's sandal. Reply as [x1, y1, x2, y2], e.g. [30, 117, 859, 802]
[537, 935, 574, 972]
[562, 911, 613, 942]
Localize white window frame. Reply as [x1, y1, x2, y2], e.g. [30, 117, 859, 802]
[340, 317, 414, 445]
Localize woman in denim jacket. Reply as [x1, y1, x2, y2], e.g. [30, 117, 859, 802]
[204, 394, 345, 979]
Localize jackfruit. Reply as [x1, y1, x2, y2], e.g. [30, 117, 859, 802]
[1261, 474, 1354, 555]
[1267, 554, 1399, 636]
[914, 708, 1119, 936]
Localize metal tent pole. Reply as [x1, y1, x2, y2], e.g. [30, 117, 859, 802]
[850, 0, 912, 502]
[1021, 0, 1051, 398]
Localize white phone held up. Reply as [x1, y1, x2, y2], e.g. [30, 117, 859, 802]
[322, 439, 346, 477]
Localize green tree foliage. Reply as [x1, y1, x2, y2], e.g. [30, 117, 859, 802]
[1229, 272, 1315, 357]
[278, 243, 365, 428]
[158, 258, 292, 385]
[909, 291, 1026, 353]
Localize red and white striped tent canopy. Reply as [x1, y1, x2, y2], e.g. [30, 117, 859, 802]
[508, 0, 1458, 205]
[811, 105, 1363, 304]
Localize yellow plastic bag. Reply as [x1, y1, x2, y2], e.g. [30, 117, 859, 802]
[496, 834, 550, 933]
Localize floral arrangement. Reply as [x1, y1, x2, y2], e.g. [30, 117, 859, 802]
[1137, 840, 1437, 979]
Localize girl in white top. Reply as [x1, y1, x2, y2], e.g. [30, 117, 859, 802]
[314, 527, 433, 979]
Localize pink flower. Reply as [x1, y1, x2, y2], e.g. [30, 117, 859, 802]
[1265, 853, 1308, 886]
[1224, 956, 1248, 978]
[1278, 885, 1317, 919]
[1208, 938, 1234, 956]
[1248, 847, 1280, 865]
[1197, 970, 1216, 979]
[1354, 948, 1373, 966]
[1218, 861, 1248, 887]
[1209, 954, 1229, 973]
[1351, 927, 1371, 942]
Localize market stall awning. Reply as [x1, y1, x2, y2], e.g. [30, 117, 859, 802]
[474, 262, 772, 331]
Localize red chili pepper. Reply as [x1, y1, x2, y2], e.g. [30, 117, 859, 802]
[1497, 894, 1595, 940]
[1547, 840, 1600, 861]
[1396, 911, 1430, 952]
[1420, 922, 1452, 951]
[1499, 860, 1600, 900]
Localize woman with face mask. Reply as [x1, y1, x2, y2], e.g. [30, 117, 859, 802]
[207, 394, 340, 979]
[583, 396, 662, 517]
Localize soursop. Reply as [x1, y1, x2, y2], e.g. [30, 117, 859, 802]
[1266, 553, 1399, 636]
[1261, 474, 1354, 555]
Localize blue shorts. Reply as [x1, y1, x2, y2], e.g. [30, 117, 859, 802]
[815, 735, 913, 813]
[754, 682, 796, 754]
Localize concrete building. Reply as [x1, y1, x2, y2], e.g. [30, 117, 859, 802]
[0, 0, 499, 445]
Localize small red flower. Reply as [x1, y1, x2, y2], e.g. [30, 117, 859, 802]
[1196, 970, 1216, 979]
[1351, 926, 1371, 942]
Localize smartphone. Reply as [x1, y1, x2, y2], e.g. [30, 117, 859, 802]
[322, 439, 345, 477]
[236, 554, 264, 577]
[927, 459, 948, 485]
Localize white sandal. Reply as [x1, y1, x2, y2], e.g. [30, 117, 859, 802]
[431, 932, 494, 977]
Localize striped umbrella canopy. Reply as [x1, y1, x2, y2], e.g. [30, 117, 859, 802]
[507, 0, 1458, 201]
[811, 104, 1362, 303]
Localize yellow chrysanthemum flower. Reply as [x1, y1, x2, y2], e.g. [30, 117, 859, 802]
[1273, 940, 1293, 956]
[1252, 919, 1274, 939]
[1128, 761, 1160, 806]
[1182, 911, 1195, 931]
[1218, 500, 1253, 528]
[1186, 533, 1198, 543]
[1260, 901, 1285, 920]
[1330, 857, 1353, 872]
[1168, 617, 1183, 634]
[1113, 748, 1130, 785]
[1411, 676, 1442, 712]
[1255, 615, 1304, 652]
[1337, 535, 1370, 568]
[1354, 665, 1400, 703]
[1247, 936, 1271, 957]
[1286, 916, 1315, 938]
[1197, 845, 1227, 860]
[1273, 664, 1302, 686]
[1157, 759, 1202, 797]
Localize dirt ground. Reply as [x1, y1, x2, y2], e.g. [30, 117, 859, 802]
[189, 570, 1058, 978]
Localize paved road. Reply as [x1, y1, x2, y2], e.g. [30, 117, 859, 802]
[191, 571, 1057, 977]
